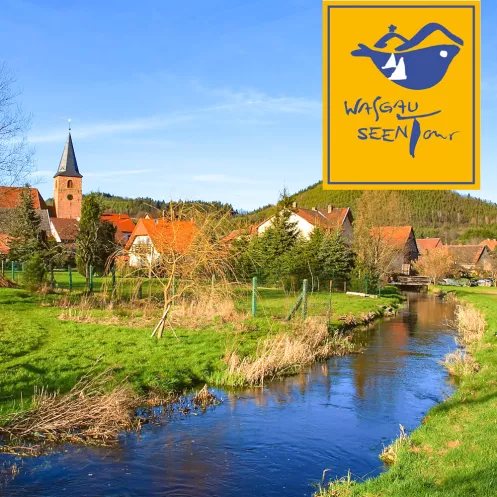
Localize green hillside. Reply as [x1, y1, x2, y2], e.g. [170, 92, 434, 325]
[240, 182, 497, 243]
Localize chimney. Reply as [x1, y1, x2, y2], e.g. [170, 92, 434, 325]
[292, 201, 297, 209]
[327, 205, 334, 214]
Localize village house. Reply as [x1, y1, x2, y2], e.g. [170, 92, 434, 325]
[446, 245, 491, 275]
[101, 213, 135, 245]
[224, 204, 353, 243]
[125, 218, 198, 267]
[370, 225, 419, 275]
[417, 237, 443, 255]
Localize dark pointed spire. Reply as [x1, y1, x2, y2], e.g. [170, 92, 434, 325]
[54, 133, 83, 178]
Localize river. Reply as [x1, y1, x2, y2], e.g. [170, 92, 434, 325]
[2, 293, 456, 497]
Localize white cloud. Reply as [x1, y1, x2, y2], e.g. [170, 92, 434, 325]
[28, 85, 320, 144]
[192, 174, 255, 184]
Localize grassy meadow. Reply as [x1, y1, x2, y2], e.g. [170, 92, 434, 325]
[318, 286, 497, 497]
[0, 283, 401, 417]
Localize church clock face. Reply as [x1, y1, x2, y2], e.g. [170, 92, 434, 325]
[67, 194, 73, 201]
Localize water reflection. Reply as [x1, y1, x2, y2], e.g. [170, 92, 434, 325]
[2, 294, 456, 497]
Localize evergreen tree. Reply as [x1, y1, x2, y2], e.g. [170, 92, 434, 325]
[76, 194, 116, 281]
[249, 209, 300, 284]
[318, 229, 355, 284]
[8, 185, 46, 262]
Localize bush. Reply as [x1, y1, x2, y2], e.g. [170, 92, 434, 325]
[22, 253, 46, 291]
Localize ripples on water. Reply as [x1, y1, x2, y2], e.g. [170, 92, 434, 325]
[2, 294, 456, 497]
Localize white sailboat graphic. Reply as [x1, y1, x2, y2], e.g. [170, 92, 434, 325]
[388, 56, 407, 81]
[382, 53, 397, 69]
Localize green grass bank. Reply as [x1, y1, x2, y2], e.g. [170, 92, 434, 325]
[0, 286, 401, 417]
[318, 286, 497, 497]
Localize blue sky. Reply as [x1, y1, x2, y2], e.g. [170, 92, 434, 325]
[2, 0, 495, 211]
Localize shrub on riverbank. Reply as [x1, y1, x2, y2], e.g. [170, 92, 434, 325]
[224, 317, 358, 385]
[0, 369, 137, 452]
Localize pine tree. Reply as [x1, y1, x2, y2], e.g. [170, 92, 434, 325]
[318, 229, 355, 284]
[8, 185, 46, 262]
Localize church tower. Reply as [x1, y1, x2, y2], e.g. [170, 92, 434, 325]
[53, 133, 83, 219]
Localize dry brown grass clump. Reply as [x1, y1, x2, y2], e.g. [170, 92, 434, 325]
[379, 424, 410, 465]
[192, 384, 219, 409]
[0, 275, 17, 288]
[0, 370, 137, 450]
[443, 349, 481, 377]
[225, 318, 357, 386]
[454, 303, 486, 345]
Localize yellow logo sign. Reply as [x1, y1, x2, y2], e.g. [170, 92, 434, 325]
[323, 1, 480, 190]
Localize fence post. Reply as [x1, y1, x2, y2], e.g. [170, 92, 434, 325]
[365, 274, 369, 295]
[378, 281, 381, 297]
[111, 263, 116, 289]
[327, 279, 333, 322]
[1, 259, 4, 276]
[251, 276, 257, 317]
[68, 266, 72, 291]
[89, 265, 94, 292]
[302, 279, 308, 320]
[138, 281, 143, 300]
[11, 262, 15, 282]
[50, 265, 55, 289]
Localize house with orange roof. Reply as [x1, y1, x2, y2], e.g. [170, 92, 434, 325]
[479, 239, 497, 252]
[417, 237, 443, 255]
[446, 245, 491, 274]
[369, 225, 419, 275]
[101, 213, 135, 244]
[256, 204, 353, 241]
[125, 218, 198, 267]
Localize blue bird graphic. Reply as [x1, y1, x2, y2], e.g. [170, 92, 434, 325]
[351, 23, 463, 90]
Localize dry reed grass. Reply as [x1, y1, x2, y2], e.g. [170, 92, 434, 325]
[443, 348, 481, 377]
[454, 303, 486, 346]
[0, 369, 137, 450]
[315, 470, 356, 497]
[379, 424, 410, 465]
[225, 318, 358, 385]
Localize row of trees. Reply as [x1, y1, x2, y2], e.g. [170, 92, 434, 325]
[231, 210, 354, 289]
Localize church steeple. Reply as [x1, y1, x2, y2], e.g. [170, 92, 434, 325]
[54, 133, 83, 178]
[53, 132, 83, 219]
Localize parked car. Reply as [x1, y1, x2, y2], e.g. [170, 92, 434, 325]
[440, 278, 463, 287]
[476, 279, 493, 287]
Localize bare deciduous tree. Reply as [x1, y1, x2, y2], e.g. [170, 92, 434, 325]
[414, 247, 455, 284]
[354, 191, 410, 280]
[0, 63, 34, 188]
[123, 204, 235, 339]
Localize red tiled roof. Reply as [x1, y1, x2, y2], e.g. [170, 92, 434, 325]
[370, 226, 414, 249]
[295, 207, 350, 230]
[222, 225, 258, 243]
[125, 218, 198, 254]
[446, 245, 487, 265]
[479, 239, 497, 252]
[0, 234, 11, 255]
[101, 213, 135, 234]
[0, 187, 46, 210]
[417, 238, 443, 253]
[50, 218, 79, 242]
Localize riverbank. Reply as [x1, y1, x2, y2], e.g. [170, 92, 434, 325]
[318, 286, 497, 497]
[0, 286, 401, 420]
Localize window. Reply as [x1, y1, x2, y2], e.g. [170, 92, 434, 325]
[67, 180, 73, 188]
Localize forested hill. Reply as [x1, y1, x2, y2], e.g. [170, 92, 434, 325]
[95, 193, 233, 218]
[241, 182, 497, 242]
